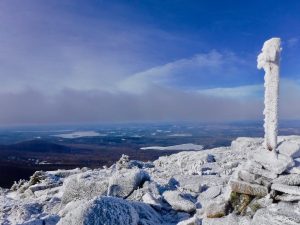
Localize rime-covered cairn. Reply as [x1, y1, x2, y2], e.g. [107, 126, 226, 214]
[224, 38, 300, 216]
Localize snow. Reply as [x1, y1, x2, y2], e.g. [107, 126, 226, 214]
[1, 136, 300, 225]
[141, 143, 204, 151]
[257, 37, 281, 151]
[168, 133, 193, 137]
[52, 131, 106, 139]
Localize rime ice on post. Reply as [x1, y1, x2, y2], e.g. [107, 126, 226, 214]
[257, 38, 282, 152]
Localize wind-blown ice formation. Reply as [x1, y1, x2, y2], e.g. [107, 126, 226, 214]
[257, 37, 282, 151]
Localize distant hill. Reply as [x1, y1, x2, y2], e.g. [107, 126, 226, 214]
[0, 139, 73, 153]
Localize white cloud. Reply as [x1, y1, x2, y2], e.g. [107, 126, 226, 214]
[197, 84, 263, 99]
[117, 50, 249, 94]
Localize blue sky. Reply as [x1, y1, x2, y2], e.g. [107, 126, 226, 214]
[0, 0, 300, 124]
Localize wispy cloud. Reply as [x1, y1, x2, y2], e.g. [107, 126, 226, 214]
[118, 50, 252, 93]
[197, 84, 263, 99]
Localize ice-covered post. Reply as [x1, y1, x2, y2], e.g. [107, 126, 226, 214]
[257, 38, 282, 152]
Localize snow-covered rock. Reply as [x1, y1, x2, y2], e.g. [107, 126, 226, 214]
[242, 161, 277, 180]
[271, 183, 300, 196]
[203, 214, 251, 225]
[177, 215, 201, 225]
[249, 149, 294, 175]
[205, 201, 228, 218]
[107, 168, 149, 198]
[61, 170, 109, 205]
[252, 203, 300, 225]
[58, 197, 139, 225]
[272, 174, 300, 186]
[229, 180, 268, 197]
[274, 193, 300, 202]
[198, 186, 221, 201]
[115, 154, 154, 170]
[162, 190, 196, 213]
[278, 141, 300, 158]
[172, 175, 203, 193]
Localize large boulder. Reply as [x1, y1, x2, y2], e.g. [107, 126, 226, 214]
[107, 169, 150, 198]
[231, 137, 263, 152]
[173, 175, 203, 193]
[198, 186, 221, 201]
[277, 141, 300, 158]
[229, 180, 268, 197]
[163, 190, 196, 213]
[205, 202, 228, 218]
[252, 205, 300, 225]
[58, 197, 139, 225]
[271, 183, 300, 196]
[197, 186, 222, 208]
[275, 193, 300, 202]
[249, 150, 294, 175]
[130, 201, 164, 225]
[273, 174, 300, 186]
[242, 161, 277, 180]
[177, 215, 202, 225]
[61, 170, 109, 205]
[203, 213, 251, 225]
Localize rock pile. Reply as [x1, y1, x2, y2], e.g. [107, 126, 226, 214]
[203, 138, 300, 224]
[229, 141, 300, 202]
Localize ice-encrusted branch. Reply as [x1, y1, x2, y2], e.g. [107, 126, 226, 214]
[257, 38, 282, 152]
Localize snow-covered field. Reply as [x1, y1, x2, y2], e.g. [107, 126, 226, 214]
[168, 134, 193, 137]
[1, 136, 300, 225]
[52, 131, 106, 139]
[141, 143, 204, 151]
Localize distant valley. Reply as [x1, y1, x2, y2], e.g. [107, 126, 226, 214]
[1, 121, 300, 188]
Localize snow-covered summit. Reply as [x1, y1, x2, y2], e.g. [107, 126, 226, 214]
[1, 136, 300, 225]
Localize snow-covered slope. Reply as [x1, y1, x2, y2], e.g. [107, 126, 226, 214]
[1, 136, 300, 225]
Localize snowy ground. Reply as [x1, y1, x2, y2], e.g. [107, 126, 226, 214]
[1, 136, 300, 225]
